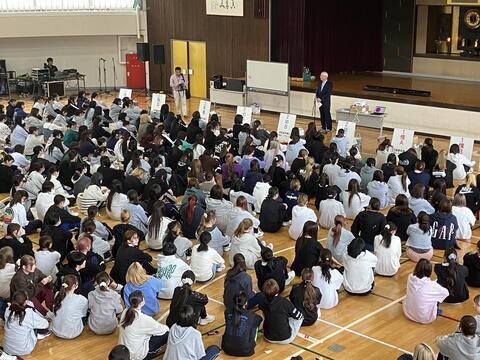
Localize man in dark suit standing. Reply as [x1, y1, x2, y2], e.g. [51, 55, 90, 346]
[315, 71, 333, 133]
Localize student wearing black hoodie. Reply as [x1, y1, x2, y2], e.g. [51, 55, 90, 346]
[223, 254, 255, 310]
[351, 197, 387, 252]
[289, 268, 321, 326]
[254, 247, 295, 295]
[259, 187, 287, 233]
[463, 240, 480, 287]
[258, 279, 304, 344]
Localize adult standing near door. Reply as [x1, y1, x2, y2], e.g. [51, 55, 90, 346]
[316, 71, 333, 133]
[170, 66, 188, 117]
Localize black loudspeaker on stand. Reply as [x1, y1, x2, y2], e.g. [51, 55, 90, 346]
[153, 45, 165, 65]
[136, 43, 150, 62]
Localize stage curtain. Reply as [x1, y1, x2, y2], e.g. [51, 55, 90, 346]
[271, 0, 305, 77]
[271, 0, 383, 76]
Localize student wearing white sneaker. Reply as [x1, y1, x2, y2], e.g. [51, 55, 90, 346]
[166, 270, 215, 328]
[3, 290, 50, 356]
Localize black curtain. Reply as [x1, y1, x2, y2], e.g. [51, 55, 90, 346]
[271, 0, 306, 76]
[271, 0, 383, 76]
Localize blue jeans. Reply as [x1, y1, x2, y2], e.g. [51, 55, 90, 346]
[201, 345, 221, 360]
[59, 222, 80, 231]
[143, 332, 169, 360]
[0, 297, 8, 319]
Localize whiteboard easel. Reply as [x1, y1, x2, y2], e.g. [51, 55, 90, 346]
[199, 100, 212, 121]
[119, 88, 132, 99]
[392, 128, 415, 154]
[277, 113, 297, 143]
[150, 93, 166, 112]
[450, 136, 474, 160]
[236, 106, 253, 124]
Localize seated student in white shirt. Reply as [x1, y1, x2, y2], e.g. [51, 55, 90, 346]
[452, 193, 476, 240]
[289, 194, 317, 240]
[190, 232, 225, 282]
[24, 127, 44, 157]
[374, 222, 402, 276]
[312, 249, 344, 309]
[319, 186, 346, 229]
[118, 290, 169, 360]
[10, 190, 42, 235]
[448, 144, 475, 180]
[51, 274, 88, 339]
[322, 153, 342, 185]
[11, 144, 31, 171]
[342, 178, 371, 220]
[331, 128, 349, 157]
[156, 242, 192, 300]
[34, 235, 61, 283]
[342, 237, 378, 295]
[0, 114, 12, 145]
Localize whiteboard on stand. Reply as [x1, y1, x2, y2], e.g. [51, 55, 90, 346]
[277, 113, 297, 143]
[119, 88, 132, 99]
[450, 136, 474, 160]
[392, 128, 415, 154]
[236, 106, 253, 124]
[150, 93, 166, 112]
[246, 60, 289, 93]
[198, 100, 212, 121]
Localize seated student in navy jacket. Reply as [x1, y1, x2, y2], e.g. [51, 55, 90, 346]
[463, 240, 480, 287]
[284, 178, 302, 221]
[259, 187, 287, 233]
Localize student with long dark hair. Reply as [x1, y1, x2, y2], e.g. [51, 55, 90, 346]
[145, 200, 172, 250]
[367, 170, 389, 209]
[254, 247, 294, 295]
[326, 214, 354, 263]
[106, 179, 129, 221]
[289, 268, 322, 326]
[343, 178, 371, 219]
[291, 221, 323, 276]
[403, 259, 449, 324]
[51, 274, 88, 339]
[430, 198, 459, 249]
[223, 253, 254, 310]
[0, 223, 34, 262]
[312, 249, 344, 309]
[3, 290, 50, 356]
[342, 237, 378, 295]
[259, 186, 287, 233]
[387, 165, 410, 204]
[374, 222, 402, 276]
[386, 194, 416, 242]
[222, 292, 263, 356]
[351, 197, 387, 252]
[118, 290, 169, 360]
[166, 270, 214, 327]
[434, 248, 469, 304]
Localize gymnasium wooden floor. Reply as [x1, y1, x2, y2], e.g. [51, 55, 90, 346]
[0, 94, 479, 359]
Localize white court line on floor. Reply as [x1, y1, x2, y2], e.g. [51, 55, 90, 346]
[284, 295, 406, 360]
[317, 318, 412, 355]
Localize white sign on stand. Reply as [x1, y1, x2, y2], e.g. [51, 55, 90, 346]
[336, 120, 357, 144]
[236, 106, 253, 124]
[150, 93, 166, 112]
[450, 136, 474, 160]
[277, 113, 297, 142]
[198, 100, 212, 120]
[119, 88, 132, 99]
[392, 128, 415, 154]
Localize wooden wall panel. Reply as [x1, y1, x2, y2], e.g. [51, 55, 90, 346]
[146, 0, 269, 93]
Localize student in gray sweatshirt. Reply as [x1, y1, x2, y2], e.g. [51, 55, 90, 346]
[87, 272, 123, 335]
[436, 315, 480, 360]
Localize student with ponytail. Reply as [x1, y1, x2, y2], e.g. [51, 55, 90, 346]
[291, 221, 323, 276]
[190, 231, 225, 282]
[163, 221, 192, 262]
[223, 253, 254, 310]
[312, 249, 344, 309]
[289, 268, 322, 326]
[196, 210, 230, 256]
[387, 165, 411, 204]
[164, 304, 221, 360]
[343, 178, 371, 219]
[180, 195, 205, 239]
[374, 222, 402, 276]
[222, 292, 263, 356]
[230, 218, 264, 269]
[51, 274, 88, 339]
[88, 272, 123, 335]
[434, 248, 469, 303]
[166, 270, 215, 327]
[254, 247, 294, 295]
[118, 290, 169, 360]
[3, 290, 50, 356]
[406, 211, 434, 262]
[326, 214, 355, 263]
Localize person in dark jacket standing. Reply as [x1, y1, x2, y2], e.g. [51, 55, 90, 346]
[315, 71, 333, 132]
[258, 279, 304, 344]
[110, 230, 155, 285]
[289, 268, 321, 326]
[222, 292, 263, 356]
[463, 240, 480, 287]
[291, 221, 323, 276]
[351, 198, 386, 252]
[259, 187, 287, 233]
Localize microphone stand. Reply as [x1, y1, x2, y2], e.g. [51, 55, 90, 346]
[311, 97, 318, 125]
[112, 57, 117, 92]
[102, 59, 108, 94]
[98, 59, 102, 92]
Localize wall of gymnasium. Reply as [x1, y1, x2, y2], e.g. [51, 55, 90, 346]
[146, 0, 270, 94]
[0, 12, 147, 90]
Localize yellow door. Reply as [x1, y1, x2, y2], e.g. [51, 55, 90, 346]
[188, 41, 207, 98]
[171, 39, 188, 79]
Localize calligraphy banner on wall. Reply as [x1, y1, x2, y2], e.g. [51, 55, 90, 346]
[206, 0, 244, 16]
